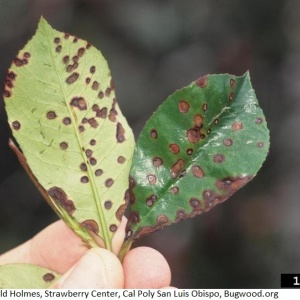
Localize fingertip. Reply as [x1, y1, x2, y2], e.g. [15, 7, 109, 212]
[123, 246, 171, 288]
[52, 248, 124, 289]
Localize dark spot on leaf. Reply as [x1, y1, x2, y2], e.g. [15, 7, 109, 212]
[189, 197, 201, 209]
[88, 118, 98, 128]
[229, 92, 234, 101]
[78, 47, 85, 57]
[178, 100, 190, 113]
[256, 117, 264, 124]
[175, 209, 189, 222]
[110, 224, 117, 232]
[105, 178, 114, 187]
[170, 186, 179, 194]
[213, 154, 225, 163]
[146, 194, 157, 207]
[46, 111, 56, 119]
[194, 114, 203, 127]
[105, 88, 111, 96]
[24, 52, 31, 58]
[202, 103, 208, 111]
[7, 71, 16, 80]
[152, 157, 163, 167]
[157, 215, 169, 225]
[207, 128, 211, 135]
[64, 33, 70, 39]
[90, 66, 96, 73]
[54, 37, 60, 44]
[3, 90, 11, 98]
[80, 163, 87, 171]
[169, 143, 180, 154]
[86, 43, 91, 49]
[66, 65, 73, 72]
[86, 77, 91, 84]
[118, 156, 126, 163]
[81, 220, 99, 234]
[213, 118, 219, 125]
[224, 138, 233, 146]
[230, 79, 236, 89]
[13, 57, 24, 67]
[196, 75, 208, 88]
[192, 165, 204, 178]
[232, 122, 243, 131]
[63, 55, 69, 64]
[257, 142, 264, 148]
[95, 169, 103, 176]
[5, 79, 13, 89]
[116, 123, 125, 142]
[92, 104, 99, 111]
[90, 157, 97, 165]
[108, 98, 118, 122]
[128, 211, 140, 224]
[104, 201, 112, 210]
[82, 118, 88, 124]
[85, 149, 93, 158]
[43, 273, 55, 282]
[66, 73, 79, 84]
[216, 176, 253, 194]
[73, 37, 78, 43]
[92, 81, 99, 90]
[22, 58, 28, 65]
[98, 91, 104, 99]
[171, 159, 184, 178]
[56, 45, 62, 53]
[187, 148, 193, 155]
[150, 129, 157, 138]
[97, 107, 107, 118]
[60, 142, 68, 150]
[12, 121, 21, 130]
[81, 176, 89, 183]
[90, 139, 96, 146]
[63, 117, 71, 125]
[147, 174, 157, 184]
[79, 125, 85, 132]
[187, 128, 201, 143]
[48, 187, 75, 215]
[70, 97, 87, 110]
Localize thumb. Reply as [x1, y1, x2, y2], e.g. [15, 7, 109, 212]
[51, 248, 124, 289]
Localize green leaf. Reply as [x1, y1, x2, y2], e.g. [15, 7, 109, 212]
[0, 264, 60, 288]
[4, 18, 135, 250]
[126, 73, 269, 241]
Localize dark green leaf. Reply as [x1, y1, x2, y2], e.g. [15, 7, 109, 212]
[126, 73, 269, 241]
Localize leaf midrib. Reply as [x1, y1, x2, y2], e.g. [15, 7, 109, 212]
[47, 32, 111, 250]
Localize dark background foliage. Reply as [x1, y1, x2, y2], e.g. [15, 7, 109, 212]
[0, 0, 297, 288]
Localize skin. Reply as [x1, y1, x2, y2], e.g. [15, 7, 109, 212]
[0, 218, 173, 288]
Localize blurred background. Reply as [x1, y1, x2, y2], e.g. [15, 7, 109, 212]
[0, 0, 298, 288]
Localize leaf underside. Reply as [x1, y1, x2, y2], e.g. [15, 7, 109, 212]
[126, 73, 269, 241]
[3, 18, 135, 250]
[0, 264, 60, 288]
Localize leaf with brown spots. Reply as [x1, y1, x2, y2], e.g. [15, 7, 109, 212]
[0, 264, 61, 288]
[4, 17, 135, 252]
[126, 72, 270, 242]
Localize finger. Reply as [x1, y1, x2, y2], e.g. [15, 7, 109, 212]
[51, 248, 124, 289]
[0, 221, 87, 273]
[0, 216, 128, 274]
[122, 246, 171, 288]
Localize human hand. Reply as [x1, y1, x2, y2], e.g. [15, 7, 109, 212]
[0, 218, 173, 288]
